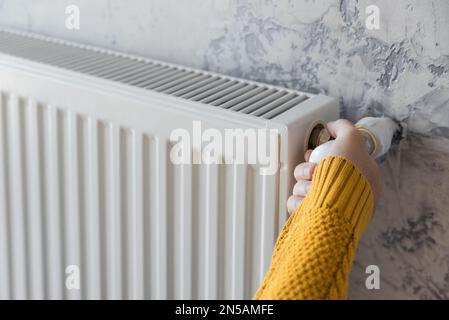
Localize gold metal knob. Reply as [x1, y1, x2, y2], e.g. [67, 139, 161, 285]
[308, 123, 331, 149]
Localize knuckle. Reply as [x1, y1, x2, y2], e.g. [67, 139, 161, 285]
[294, 163, 306, 179]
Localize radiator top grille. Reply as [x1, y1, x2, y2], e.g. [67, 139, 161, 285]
[0, 29, 309, 119]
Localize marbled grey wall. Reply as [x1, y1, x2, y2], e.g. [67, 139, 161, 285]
[1, 0, 448, 299]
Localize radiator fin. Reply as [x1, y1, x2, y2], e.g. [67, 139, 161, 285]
[0, 29, 310, 120]
[0, 92, 279, 299]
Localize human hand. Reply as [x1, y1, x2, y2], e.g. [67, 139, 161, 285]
[287, 119, 382, 214]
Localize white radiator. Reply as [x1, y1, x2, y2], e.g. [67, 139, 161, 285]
[0, 28, 338, 300]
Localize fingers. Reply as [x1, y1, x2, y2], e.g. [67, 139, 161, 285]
[293, 180, 311, 197]
[294, 162, 316, 181]
[287, 151, 317, 214]
[325, 119, 355, 138]
[287, 195, 304, 214]
[326, 119, 364, 148]
[304, 149, 312, 162]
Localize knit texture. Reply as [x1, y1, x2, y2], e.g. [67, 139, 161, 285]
[254, 156, 374, 300]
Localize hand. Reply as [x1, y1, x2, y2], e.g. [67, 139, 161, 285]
[287, 150, 316, 214]
[287, 119, 382, 214]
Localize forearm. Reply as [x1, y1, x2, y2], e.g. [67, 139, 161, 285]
[254, 156, 374, 299]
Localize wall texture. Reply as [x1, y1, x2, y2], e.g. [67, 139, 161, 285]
[1, 0, 448, 299]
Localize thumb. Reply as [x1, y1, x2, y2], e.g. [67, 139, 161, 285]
[325, 119, 355, 138]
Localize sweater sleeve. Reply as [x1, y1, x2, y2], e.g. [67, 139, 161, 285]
[254, 156, 374, 300]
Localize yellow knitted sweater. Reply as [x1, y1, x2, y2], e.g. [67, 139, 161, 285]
[254, 156, 374, 300]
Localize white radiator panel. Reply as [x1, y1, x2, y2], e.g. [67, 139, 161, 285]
[0, 92, 283, 299]
[0, 28, 339, 300]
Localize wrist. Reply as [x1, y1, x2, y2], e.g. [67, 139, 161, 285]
[304, 156, 375, 240]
